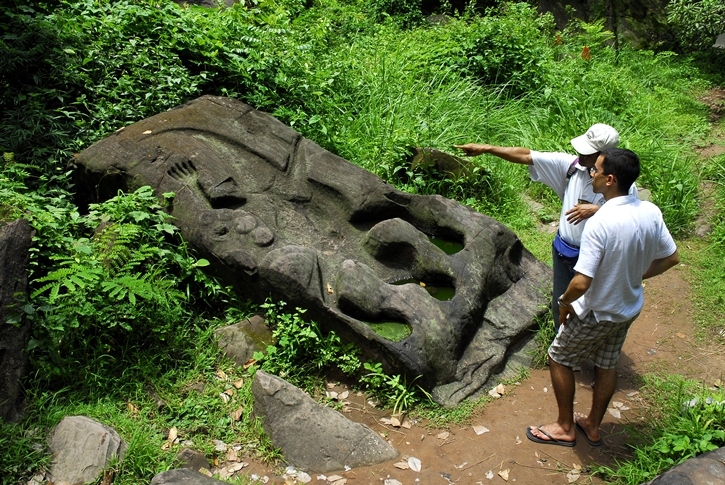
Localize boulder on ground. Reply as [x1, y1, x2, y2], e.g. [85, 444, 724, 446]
[253, 369, 399, 472]
[176, 448, 212, 474]
[73, 95, 552, 405]
[407, 146, 474, 179]
[48, 416, 127, 485]
[214, 314, 274, 366]
[0, 218, 34, 423]
[644, 446, 725, 484]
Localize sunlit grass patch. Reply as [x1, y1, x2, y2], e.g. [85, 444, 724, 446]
[591, 374, 725, 485]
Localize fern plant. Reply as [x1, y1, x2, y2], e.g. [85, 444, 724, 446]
[26, 186, 213, 388]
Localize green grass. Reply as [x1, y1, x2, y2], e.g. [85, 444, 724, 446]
[0, 321, 280, 485]
[679, 239, 725, 339]
[679, 149, 725, 338]
[591, 374, 725, 484]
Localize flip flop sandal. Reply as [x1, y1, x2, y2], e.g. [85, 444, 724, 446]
[525, 425, 576, 447]
[574, 415, 604, 446]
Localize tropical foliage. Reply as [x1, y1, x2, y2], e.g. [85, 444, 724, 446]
[1, 0, 724, 483]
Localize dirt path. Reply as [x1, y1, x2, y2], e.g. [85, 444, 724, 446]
[236, 257, 723, 485]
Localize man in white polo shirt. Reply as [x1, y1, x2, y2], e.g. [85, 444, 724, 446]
[526, 148, 679, 447]
[456, 124, 631, 332]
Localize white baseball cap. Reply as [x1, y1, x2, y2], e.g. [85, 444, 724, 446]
[570, 124, 620, 155]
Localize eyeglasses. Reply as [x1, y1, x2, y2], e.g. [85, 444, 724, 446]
[589, 166, 606, 176]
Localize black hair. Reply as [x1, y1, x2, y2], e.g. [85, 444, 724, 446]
[600, 148, 640, 194]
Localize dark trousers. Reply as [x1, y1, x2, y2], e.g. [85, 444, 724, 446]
[552, 245, 578, 333]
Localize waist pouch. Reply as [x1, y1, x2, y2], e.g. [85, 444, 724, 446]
[553, 232, 580, 259]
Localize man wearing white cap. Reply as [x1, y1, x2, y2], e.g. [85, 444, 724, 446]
[456, 124, 635, 332]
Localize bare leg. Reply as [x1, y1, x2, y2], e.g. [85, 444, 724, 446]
[528, 357, 576, 442]
[575, 366, 617, 442]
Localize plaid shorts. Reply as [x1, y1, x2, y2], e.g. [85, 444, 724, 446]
[548, 311, 639, 370]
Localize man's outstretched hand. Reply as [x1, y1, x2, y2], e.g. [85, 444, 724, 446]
[454, 143, 490, 156]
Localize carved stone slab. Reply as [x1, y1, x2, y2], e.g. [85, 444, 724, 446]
[73, 96, 551, 405]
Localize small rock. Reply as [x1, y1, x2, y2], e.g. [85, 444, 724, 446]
[472, 425, 490, 435]
[297, 471, 311, 483]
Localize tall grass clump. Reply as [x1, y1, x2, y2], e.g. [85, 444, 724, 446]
[284, 4, 710, 233]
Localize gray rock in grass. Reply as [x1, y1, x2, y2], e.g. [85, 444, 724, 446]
[642, 445, 725, 484]
[151, 468, 230, 485]
[48, 416, 127, 485]
[176, 448, 212, 474]
[252, 369, 399, 472]
[214, 314, 274, 367]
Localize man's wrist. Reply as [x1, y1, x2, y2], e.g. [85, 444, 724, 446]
[557, 295, 572, 308]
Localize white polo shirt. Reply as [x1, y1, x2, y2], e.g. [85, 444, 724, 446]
[572, 195, 677, 322]
[529, 151, 637, 247]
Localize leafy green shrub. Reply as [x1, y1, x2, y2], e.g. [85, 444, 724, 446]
[447, 3, 556, 94]
[359, 361, 431, 415]
[254, 299, 362, 386]
[366, 3, 557, 95]
[0, 5, 82, 189]
[24, 186, 220, 388]
[667, 0, 725, 52]
[364, 0, 423, 27]
[0, 0, 306, 186]
[253, 299, 433, 413]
